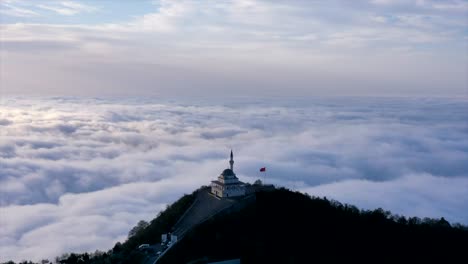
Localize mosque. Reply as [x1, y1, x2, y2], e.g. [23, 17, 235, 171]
[211, 150, 246, 198]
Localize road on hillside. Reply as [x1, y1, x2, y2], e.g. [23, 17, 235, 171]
[143, 187, 239, 264]
[141, 243, 164, 264]
[172, 187, 235, 237]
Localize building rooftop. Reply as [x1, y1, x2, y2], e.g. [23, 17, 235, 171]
[221, 168, 235, 177]
[211, 180, 244, 186]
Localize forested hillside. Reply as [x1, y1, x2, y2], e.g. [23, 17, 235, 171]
[159, 188, 468, 264]
[3, 187, 467, 264]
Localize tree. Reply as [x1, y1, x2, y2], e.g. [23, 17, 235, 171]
[112, 242, 123, 253]
[128, 220, 149, 238]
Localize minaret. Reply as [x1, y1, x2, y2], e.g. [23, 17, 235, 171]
[229, 150, 234, 171]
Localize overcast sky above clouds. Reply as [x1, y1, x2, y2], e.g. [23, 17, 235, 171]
[1, 0, 467, 97]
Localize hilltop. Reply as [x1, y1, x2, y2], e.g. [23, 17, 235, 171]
[4, 184, 468, 264]
[158, 187, 468, 263]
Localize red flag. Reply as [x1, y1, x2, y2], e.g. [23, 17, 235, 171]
[260, 167, 266, 172]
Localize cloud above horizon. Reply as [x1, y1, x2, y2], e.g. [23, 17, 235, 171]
[0, 96, 467, 262]
[1, 0, 467, 97]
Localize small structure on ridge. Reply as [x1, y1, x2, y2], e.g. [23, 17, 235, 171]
[211, 150, 245, 198]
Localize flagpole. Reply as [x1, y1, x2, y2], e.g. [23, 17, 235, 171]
[259, 167, 266, 185]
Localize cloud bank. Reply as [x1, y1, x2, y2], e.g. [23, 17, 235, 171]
[1, 0, 467, 96]
[0, 96, 467, 261]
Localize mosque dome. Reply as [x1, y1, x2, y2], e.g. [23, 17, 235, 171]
[221, 168, 236, 177]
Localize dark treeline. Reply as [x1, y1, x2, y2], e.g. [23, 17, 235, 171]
[2, 190, 197, 264]
[4, 187, 468, 264]
[158, 188, 468, 264]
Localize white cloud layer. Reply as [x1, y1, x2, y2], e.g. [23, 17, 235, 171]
[37, 1, 97, 16]
[0, 96, 467, 262]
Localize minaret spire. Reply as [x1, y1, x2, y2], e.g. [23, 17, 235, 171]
[229, 150, 234, 171]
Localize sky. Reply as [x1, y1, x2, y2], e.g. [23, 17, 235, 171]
[0, 0, 467, 97]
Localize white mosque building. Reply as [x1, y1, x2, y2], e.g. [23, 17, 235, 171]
[211, 150, 246, 198]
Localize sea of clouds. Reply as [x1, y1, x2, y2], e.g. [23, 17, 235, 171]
[1, 96, 467, 262]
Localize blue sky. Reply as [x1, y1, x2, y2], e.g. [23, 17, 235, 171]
[1, 0, 154, 24]
[0, 0, 467, 96]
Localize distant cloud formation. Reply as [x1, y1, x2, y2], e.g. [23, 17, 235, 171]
[0, 96, 467, 262]
[1, 0, 467, 96]
[37, 1, 97, 16]
[1, 0, 97, 17]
